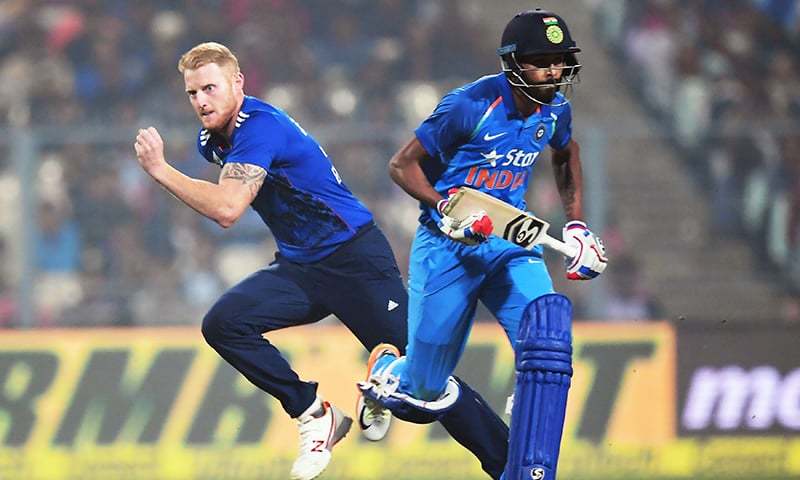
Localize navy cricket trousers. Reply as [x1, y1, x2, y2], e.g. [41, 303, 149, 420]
[201, 223, 508, 479]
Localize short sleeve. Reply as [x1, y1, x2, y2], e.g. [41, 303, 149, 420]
[196, 130, 217, 164]
[549, 101, 573, 151]
[414, 92, 477, 159]
[225, 113, 285, 169]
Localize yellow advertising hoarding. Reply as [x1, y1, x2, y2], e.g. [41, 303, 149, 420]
[0, 323, 796, 479]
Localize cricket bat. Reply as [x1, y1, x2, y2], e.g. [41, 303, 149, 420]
[442, 187, 578, 258]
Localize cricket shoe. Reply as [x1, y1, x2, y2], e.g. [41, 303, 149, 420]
[290, 399, 352, 480]
[356, 343, 400, 441]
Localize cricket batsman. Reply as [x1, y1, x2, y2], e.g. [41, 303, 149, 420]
[358, 9, 608, 480]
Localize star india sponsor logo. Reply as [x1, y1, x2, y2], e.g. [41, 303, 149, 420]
[480, 148, 540, 168]
[480, 150, 504, 167]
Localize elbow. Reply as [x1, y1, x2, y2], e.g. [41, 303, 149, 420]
[215, 206, 243, 229]
[388, 156, 403, 184]
[216, 218, 236, 229]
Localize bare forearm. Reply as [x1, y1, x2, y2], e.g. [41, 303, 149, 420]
[552, 140, 584, 220]
[389, 162, 441, 209]
[388, 138, 443, 209]
[134, 127, 254, 227]
[148, 163, 238, 225]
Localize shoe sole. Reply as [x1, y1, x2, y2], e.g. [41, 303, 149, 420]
[356, 343, 400, 433]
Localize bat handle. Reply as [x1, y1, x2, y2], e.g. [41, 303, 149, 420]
[541, 236, 578, 259]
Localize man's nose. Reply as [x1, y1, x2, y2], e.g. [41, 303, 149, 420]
[547, 65, 562, 78]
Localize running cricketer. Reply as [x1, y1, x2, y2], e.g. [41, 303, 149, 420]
[133, 42, 508, 480]
[359, 10, 608, 480]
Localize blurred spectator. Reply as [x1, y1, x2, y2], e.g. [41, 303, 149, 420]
[34, 200, 81, 272]
[60, 270, 133, 327]
[594, 0, 800, 293]
[177, 231, 225, 320]
[2, 1, 625, 327]
[0, 237, 18, 327]
[602, 254, 663, 321]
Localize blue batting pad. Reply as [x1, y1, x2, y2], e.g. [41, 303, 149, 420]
[505, 294, 573, 480]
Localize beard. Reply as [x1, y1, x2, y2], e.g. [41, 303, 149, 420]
[525, 82, 558, 105]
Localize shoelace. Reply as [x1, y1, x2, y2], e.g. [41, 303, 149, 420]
[297, 411, 325, 453]
[359, 371, 401, 400]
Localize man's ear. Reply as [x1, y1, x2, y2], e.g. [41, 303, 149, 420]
[234, 71, 244, 91]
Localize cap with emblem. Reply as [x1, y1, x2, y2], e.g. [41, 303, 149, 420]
[497, 9, 581, 106]
[497, 9, 580, 58]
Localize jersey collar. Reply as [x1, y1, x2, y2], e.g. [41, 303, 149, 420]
[495, 73, 520, 119]
[241, 95, 257, 114]
[495, 72, 554, 129]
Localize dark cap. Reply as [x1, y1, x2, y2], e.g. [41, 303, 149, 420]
[497, 9, 580, 58]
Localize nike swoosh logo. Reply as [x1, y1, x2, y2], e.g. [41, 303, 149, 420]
[483, 132, 507, 141]
[358, 404, 372, 430]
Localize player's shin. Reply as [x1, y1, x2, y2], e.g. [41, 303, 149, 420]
[505, 294, 573, 480]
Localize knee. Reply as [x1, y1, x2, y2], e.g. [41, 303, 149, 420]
[202, 294, 246, 346]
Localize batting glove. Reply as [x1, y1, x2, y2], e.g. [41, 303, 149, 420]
[562, 221, 608, 280]
[437, 190, 493, 246]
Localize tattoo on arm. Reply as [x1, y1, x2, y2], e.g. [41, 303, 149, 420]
[560, 179, 577, 218]
[552, 150, 579, 219]
[221, 163, 267, 198]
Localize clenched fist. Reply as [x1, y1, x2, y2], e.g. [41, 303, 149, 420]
[134, 127, 167, 176]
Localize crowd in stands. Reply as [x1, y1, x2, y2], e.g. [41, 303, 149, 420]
[0, 0, 503, 327]
[592, 0, 800, 302]
[0, 0, 669, 328]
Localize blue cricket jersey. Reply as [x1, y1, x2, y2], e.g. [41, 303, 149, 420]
[414, 73, 573, 225]
[197, 95, 373, 263]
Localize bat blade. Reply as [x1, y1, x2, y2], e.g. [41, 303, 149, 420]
[443, 187, 577, 258]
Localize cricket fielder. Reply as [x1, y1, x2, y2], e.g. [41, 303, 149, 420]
[133, 42, 508, 480]
[359, 10, 607, 480]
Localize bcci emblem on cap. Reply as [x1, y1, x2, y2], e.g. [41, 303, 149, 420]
[545, 25, 563, 44]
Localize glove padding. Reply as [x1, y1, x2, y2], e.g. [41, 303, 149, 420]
[563, 221, 608, 280]
[437, 194, 493, 245]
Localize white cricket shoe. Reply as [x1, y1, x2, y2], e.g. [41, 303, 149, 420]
[290, 399, 352, 480]
[356, 343, 400, 441]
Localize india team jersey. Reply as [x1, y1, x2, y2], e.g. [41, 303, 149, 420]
[415, 73, 572, 225]
[197, 96, 373, 263]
